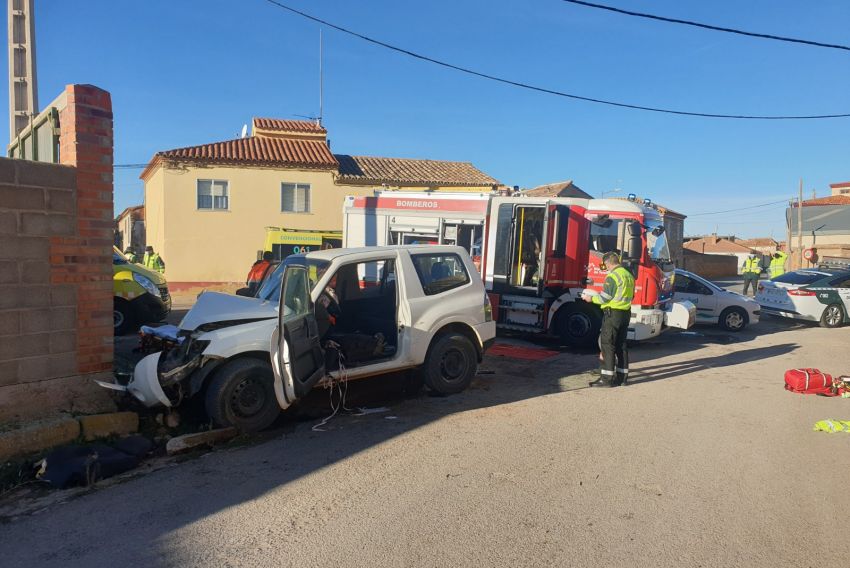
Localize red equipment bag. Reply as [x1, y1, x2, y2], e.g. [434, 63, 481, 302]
[784, 368, 835, 395]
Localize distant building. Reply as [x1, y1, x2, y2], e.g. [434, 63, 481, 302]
[737, 237, 779, 256]
[787, 192, 850, 266]
[522, 180, 592, 199]
[830, 181, 850, 196]
[115, 205, 145, 254]
[683, 235, 757, 275]
[141, 117, 500, 286]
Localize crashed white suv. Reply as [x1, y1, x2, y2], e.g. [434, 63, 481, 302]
[103, 246, 496, 431]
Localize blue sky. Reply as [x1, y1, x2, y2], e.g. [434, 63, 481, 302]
[7, 0, 849, 238]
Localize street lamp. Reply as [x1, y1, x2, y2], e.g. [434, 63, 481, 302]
[601, 187, 622, 199]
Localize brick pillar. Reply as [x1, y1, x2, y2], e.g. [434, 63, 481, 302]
[56, 85, 114, 374]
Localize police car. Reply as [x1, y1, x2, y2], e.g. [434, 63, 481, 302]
[673, 269, 760, 331]
[756, 268, 850, 328]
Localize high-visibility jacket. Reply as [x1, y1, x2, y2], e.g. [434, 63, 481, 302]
[769, 252, 787, 278]
[143, 252, 165, 273]
[592, 266, 635, 311]
[742, 257, 761, 275]
[125, 252, 138, 264]
[246, 260, 272, 286]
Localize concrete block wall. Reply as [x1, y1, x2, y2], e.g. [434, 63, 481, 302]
[0, 85, 116, 425]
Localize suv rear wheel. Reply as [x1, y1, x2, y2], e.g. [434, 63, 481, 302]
[422, 333, 477, 395]
[205, 358, 280, 432]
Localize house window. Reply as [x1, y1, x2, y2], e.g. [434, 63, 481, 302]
[197, 180, 229, 210]
[281, 183, 311, 213]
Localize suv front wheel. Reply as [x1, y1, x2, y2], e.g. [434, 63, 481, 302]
[422, 333, 477, 395]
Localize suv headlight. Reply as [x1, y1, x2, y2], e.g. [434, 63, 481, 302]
[133, 272, 162, 298]
[158, 336, 210, 386]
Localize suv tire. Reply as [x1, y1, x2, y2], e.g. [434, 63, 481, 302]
[205, 358, 280, 432]
[422, 333, 477, 395]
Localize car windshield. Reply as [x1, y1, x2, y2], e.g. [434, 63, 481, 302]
[257, 256, 329, 303]
[645, 219, 671, 262]
[772, 271, 829, 286]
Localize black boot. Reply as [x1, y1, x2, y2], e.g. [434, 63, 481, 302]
[589, 377, 614, 388]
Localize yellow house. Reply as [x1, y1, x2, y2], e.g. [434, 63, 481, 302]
[141, 118, 500, 289]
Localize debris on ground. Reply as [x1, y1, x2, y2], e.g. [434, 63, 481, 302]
[165, 427, 238, 455]
[36, 435, 155, 489]
[813, 420, 850, 433]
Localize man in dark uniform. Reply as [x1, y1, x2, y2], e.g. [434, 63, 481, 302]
[581, 251, 635, 388]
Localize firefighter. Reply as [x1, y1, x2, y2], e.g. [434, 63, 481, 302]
[581, 251, 635, 388]
[124, 247, 138, 264]
[245, 251, 275, 296]
[741, 253, 762, 297]
[769, 250, 788, 279]
[143, 245, 165, 274]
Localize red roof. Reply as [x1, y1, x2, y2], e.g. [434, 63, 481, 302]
[252, 117, 326, 134]
[829, 181, 850, 189]
[798, 195, 850, 207]
[683, 237, 755, 254]
[142, 137, 338, 178]
[336, 155, 499, 186]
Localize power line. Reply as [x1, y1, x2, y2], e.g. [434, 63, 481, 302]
[260, 0, 850, 120]
[114, 164, 147, 169]
[559, 0, 850, 53]
[687, 199, 790, 217]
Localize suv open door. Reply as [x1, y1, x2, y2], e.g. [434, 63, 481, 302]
[272, 264, 326, 407]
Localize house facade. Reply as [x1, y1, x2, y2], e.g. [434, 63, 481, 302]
[141, 118, 500, 287]
[787, 192, 850, 266]
[683, 235, 758, 275]
[115, 204, 145, 254]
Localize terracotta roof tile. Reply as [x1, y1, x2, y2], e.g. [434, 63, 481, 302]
[799, 195, 850, 207]
[153, 137, 338, 170]
[252, 117, 326, 134]
[335, 155, 499, 187]
[683, 237, 755, 254]
[738, 237, 778, 247]
[523, 180, 592, 199]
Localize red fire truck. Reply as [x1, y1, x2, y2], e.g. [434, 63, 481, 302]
[343, 192, 694, 346]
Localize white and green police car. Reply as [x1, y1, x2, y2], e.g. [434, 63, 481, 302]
[756, 268, 850, 328]
[673, 269, 760, 331]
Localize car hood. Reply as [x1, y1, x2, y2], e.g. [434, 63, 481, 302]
[179, 292, 277, 332]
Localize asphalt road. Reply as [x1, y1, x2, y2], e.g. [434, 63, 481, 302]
[4, 309, 850, 566]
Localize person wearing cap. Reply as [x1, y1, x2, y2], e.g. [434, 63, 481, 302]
[143, 245, 165, 274]
[123, 247, 138, 264]
[741, 252, 762, 297]
[581, 252, 635, 387]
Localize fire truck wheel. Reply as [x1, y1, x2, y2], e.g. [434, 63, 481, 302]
[556, 303, 602, 348]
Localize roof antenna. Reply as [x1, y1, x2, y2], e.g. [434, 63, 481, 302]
[240, 124, 248, 139]
[318, 28, 323, 127]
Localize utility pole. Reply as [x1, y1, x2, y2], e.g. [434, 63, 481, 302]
[797, 179, 803, 268]
[785, 198, 792, 262]
[318, 28, 323, 126]
[7, 0, 38, 142]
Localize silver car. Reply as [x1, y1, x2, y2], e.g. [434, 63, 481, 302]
[673, 269, 760, 331]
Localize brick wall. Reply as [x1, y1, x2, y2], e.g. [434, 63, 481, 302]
[681, 250, 739, 278]
[0, 85, 115, 425]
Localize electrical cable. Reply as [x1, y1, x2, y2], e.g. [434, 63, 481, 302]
[559, 0, 850, 53]
[260, 0, 850, 120]
[114, 164, 147, 169]
[687, 199, 790, 217]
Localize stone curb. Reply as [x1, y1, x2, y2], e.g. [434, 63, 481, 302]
[166, 427, 238, 455]
[0, 411, 140, 462]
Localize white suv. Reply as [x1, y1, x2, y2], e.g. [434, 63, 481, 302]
[102, 246, 496, 431]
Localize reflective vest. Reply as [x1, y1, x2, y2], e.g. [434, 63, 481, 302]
[814, 420, 850, 433]
[742, 257, 761, 274]
[769, 253, 787, 278]
[246, 260, 272, 286]
[593, 266, 635, 311]
[143, 252, 164, 273]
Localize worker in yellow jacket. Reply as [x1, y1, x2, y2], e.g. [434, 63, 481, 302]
[741, 253, 762, 297]
[769, 250, 788, 279]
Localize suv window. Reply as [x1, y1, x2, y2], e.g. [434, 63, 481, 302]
[411, 253, 470, 296]
[830, 276, 850, 288]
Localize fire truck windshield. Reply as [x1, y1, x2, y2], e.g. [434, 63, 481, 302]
[646, 219, 671, 262]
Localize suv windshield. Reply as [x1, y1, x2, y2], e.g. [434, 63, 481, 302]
[257, 256, 329, 303]
[772, 271, 830, 286]
[646, 219, 671, 262]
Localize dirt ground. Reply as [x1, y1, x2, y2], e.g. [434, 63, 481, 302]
[3, 300, 850, 567]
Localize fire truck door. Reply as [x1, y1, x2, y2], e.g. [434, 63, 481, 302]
[541, 203, 569, 287]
